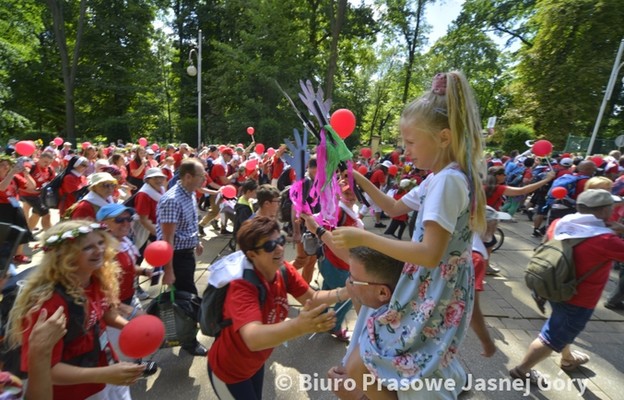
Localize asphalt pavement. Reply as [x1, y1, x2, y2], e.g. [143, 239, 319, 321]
[22, 211, 624, 399]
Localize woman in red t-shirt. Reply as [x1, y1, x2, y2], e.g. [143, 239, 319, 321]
[8, 220, 145, 400]
[484, 166, 555, 211]
[208, 217, 351, 399]
[0, 157, 36, 263]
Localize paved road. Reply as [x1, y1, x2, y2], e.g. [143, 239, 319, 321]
[23, 212, 624, 399]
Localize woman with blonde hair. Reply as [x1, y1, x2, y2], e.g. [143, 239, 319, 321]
[8, 220, 144, 400]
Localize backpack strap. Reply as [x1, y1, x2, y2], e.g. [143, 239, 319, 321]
[563, 238, 609, 284]
[242, 266, 289, 306]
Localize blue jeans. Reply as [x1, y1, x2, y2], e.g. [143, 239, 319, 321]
[318, 257, 351, 332]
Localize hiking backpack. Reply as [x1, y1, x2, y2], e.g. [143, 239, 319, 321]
[525, 238, 606, 302]
[199, 265, 287, 337]
[278, 186, 293, 223]
[546, 174, 589, 204]
[39, 156, 80, 209]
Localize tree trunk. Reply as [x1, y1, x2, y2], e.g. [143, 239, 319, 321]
[401, 0, 427, 104]
[46, 0, 87, 143]
[324, 0, 347, 99]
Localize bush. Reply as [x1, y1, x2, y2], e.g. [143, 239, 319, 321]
[501, 124, 535, 154]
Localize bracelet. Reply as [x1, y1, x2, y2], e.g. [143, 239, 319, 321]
[316, 226, 327, 239]
[335, 289, 342, 303]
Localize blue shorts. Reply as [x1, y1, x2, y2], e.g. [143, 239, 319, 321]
[539, 301, 594, 352]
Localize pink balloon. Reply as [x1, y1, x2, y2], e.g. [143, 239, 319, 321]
[532, 140, 553, 157]
[119, 315, 165, 358]
[138, 137, 148, 147]
[81, 142, 92, 150]
[245, 159, 258, 171]
[551, 186, 568, 200]
[221, 185, 237, 199]
[330, 109, 356, 139]
[53, 137, 63, 146]
[267, 147, 276, 157]
[151, 143, 159, 151]
[247, 127, 255, 135]
[144, 240, 173, 266]
[255, 143, 265, 155]
[15, 141, 36, 157]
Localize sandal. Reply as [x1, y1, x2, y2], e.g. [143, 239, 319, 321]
[560, 350, 590, 371]
[509, 367, 548, 387]
[330, 329, 351, 344]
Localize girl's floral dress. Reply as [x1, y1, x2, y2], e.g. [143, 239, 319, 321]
[357, 164, 475, 399]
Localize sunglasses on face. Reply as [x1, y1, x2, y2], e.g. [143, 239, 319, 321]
[113, 216, 134, 223]
[253, 235, 286, 253]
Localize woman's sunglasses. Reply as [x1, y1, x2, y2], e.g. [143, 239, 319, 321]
[253, 235, 286, 252]
[113, 216, 134, 223]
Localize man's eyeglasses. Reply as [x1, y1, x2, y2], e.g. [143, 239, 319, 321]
[348, 272, 389, 287]
[253, 235, 286, 252]
[113, 216, 134, 223]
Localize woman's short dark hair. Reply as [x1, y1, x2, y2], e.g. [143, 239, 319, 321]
[237, 216, 280, 253]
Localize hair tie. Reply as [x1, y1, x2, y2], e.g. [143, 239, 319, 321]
[431, 73, 447, 95]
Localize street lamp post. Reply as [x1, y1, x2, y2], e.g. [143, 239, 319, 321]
[587, 38, 624, 155]
[187, 29, 202, 151]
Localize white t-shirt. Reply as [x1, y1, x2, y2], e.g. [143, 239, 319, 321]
[401, 164, 469, 234]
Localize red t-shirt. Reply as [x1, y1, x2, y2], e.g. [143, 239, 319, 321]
[546, 220, 624, 309]
[210, 163, 227, 185]
[21, 281, 112, 400]
[59, 173, 87, 214]
[134, 192, 158, 223]
[271, 158, 284, 179]
[128, 159, 146, 180]
[324, 210, 359, 271]
[392, 191, 409, 221]
[208, 262, 309, 383]
[19, 164, 55, 196]
[0, 175, 26, 203]
[486, 185, 507, 210]
[173, 152, 184, 169]
[116, 248, 137, 302]
[369, 169, 386, 188]
[70, 200, 101, 220]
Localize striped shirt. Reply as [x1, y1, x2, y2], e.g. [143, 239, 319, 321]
[156, 182, 199, 250]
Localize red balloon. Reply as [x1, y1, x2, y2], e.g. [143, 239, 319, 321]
[551, 186, 568, 200]
[53, 137, 63, 146]
[221, 185, 237, 199]
[151, 143, 159, 152]
[247, 126, 255, 135]
[388, 165, 399, 176]
[590, 156, 604, 167]
[532, 140, 553, 157]
[119, 315, 165, 359]
[330, 109, 356, 139]
[81, 142, 92, 150]
[144, 240, 173, 266]
[15, 141, 36, 157]
[357, 165, 369, 175]
[255, 143, 265, 154]
[138, 137, 148, 147]
[360, 148, 372, 159]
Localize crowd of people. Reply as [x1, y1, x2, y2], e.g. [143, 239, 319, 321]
[1, 70, 624, 399]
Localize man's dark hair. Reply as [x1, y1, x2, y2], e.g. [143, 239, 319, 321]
[256, 184, 280, 206]
[241, 179, 258, 194]
[349, 247, 403, 290]
[237, 216, 280, 253]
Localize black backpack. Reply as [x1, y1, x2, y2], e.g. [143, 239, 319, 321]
[40, 156, 80, 209]
[278, 186, 293, 223]
[199, 265, 287, 337]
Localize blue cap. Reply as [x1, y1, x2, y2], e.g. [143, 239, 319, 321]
[96, 203, 136, 221]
